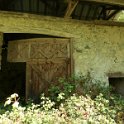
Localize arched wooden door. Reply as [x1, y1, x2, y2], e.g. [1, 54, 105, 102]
[7, 38, 73, 101]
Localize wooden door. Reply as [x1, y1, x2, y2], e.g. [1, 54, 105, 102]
[26, 38, 72, 101]
[26, 59, 71, 100]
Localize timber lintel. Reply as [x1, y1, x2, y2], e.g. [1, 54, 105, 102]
[0, 11, 124, 38]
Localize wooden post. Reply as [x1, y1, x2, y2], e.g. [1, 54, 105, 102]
[64, 0, 79, 18]
[0, 33, 3, 69]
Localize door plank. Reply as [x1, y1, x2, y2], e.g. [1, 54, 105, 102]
[26, 59, 71, 101]
[8, 38, 71, 62]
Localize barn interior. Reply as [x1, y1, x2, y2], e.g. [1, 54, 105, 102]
[0, 0, 124, 100]
[1, 33, 59, 100]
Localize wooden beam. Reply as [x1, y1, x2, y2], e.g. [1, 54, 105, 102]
[0, 11, 124, 38]
[80, 0, 124, 7]
[64, 0, 79, 18]
[0, 11, 79, 38]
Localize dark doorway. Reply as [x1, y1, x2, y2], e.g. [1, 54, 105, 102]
[0, 33, 63, 101]
[0, 48, 26, 100]
[109, 77, 124, 97]
[0, 33, 51, 100]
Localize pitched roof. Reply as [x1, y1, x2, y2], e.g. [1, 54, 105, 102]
[0, 0, 124, 21]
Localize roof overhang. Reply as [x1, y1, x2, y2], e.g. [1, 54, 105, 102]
[80, 0, 124, 7]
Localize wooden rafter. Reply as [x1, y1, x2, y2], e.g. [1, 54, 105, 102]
[64, 0, 79, 18]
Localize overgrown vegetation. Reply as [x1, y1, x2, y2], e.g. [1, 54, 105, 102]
[0, 74, 124, 124]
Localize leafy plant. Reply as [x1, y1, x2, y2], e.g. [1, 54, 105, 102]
[0, 91, 124, 124]
[48, 72, 110, 103]
[0, 74, 124, 124]
[4, 93, 19, 108]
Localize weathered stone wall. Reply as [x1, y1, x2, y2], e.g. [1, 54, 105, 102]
[0, 11, 124, 86]
[73, 26, 124, 85]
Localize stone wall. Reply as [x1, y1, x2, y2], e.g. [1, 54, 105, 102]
[0, 11, 124, 86]
[73, 25, 124, 85]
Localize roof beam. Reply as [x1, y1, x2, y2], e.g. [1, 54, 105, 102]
[0, 11, 124, 37]
[80, 0, 124, 7]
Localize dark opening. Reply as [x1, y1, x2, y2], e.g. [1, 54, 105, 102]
[109, 77, 124, 97]
[0, 48, 26, 101]
[0, 33, 61, 101]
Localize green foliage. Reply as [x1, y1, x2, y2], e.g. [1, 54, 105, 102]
[114, 11, 124, 21]
[0, 92, 124, 124]
[48, 73, 110, 103]
[48, 77, 76, 102]
[4, 93, 19, 108]
[0, 75, 124, 124]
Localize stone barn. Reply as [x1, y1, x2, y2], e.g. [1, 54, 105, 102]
[0, 0, 124, 100]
